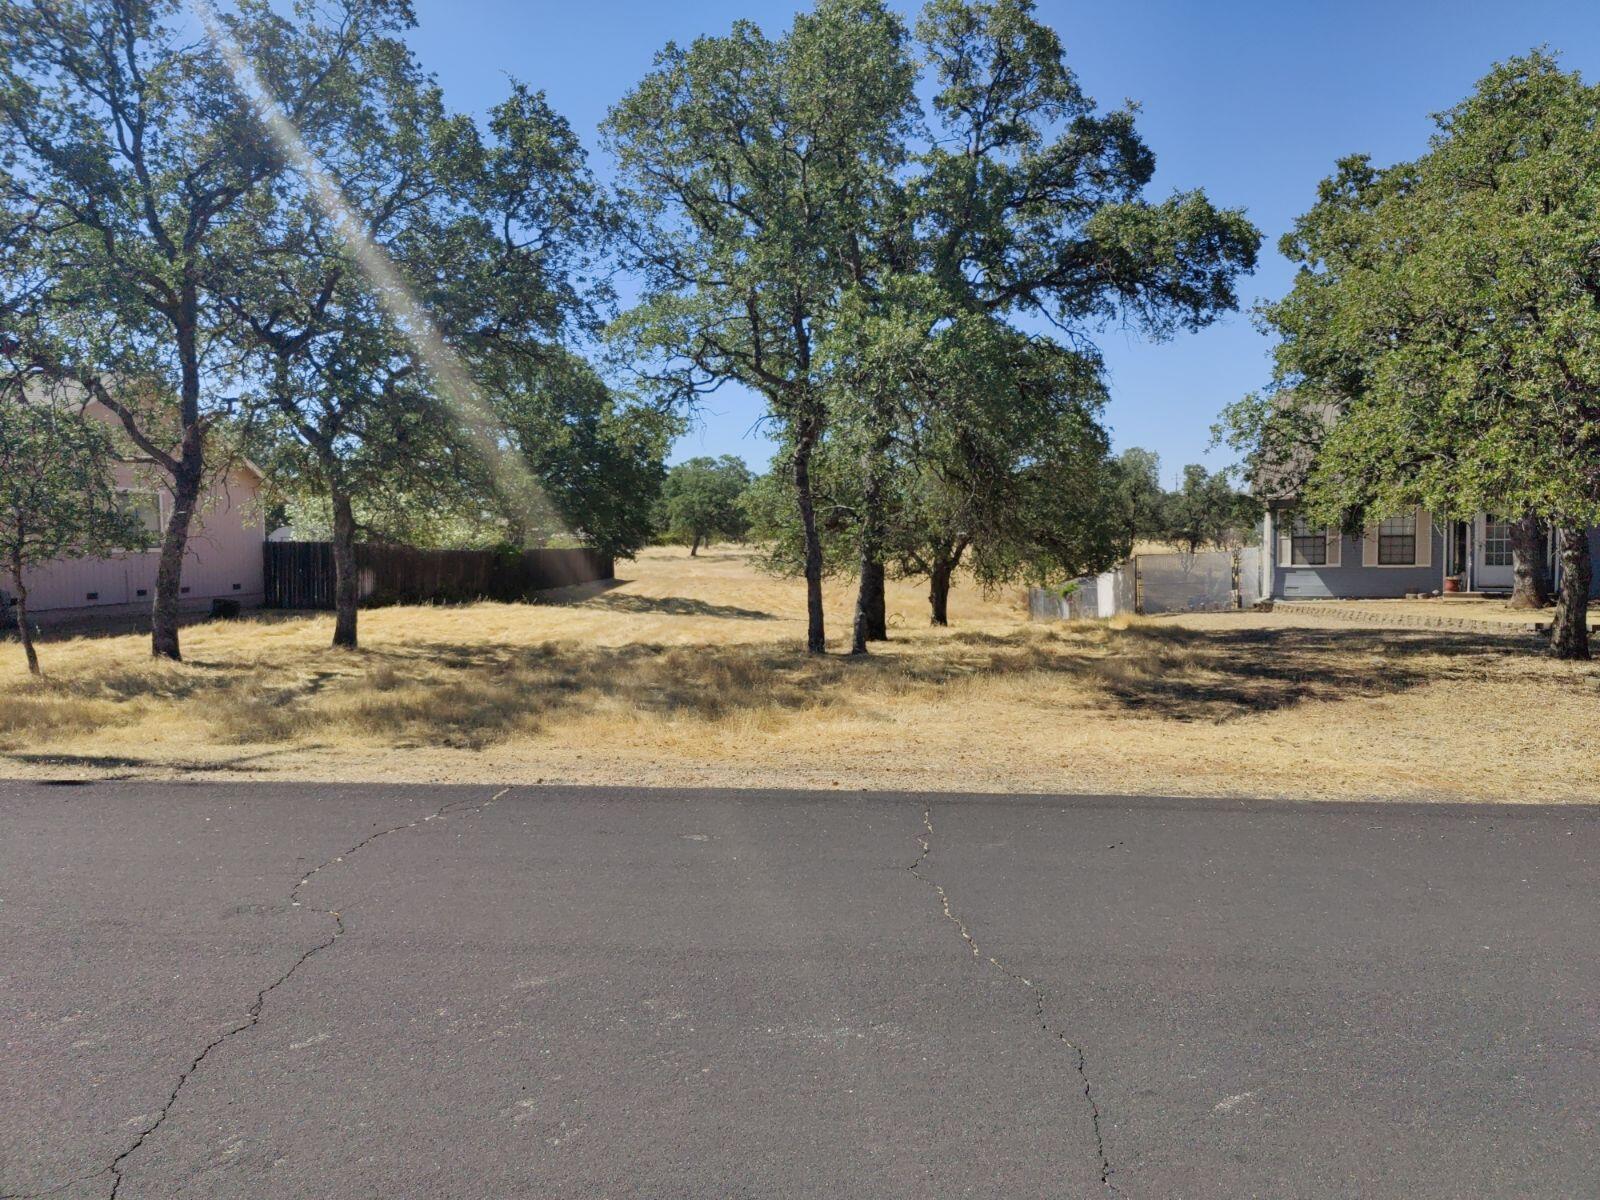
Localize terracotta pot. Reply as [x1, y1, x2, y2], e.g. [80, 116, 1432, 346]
[1443, 576, 1462, 593]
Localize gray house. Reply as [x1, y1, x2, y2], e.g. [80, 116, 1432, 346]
[1259, 503, 1600, 601]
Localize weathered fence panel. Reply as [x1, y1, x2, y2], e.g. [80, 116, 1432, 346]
[1238, 546, 1263, 609]
[1027, 576, 1103, 621]
[265, 541, 337, 610]
[264, 542, 613, 610]
[1136, 551, 1235, 614]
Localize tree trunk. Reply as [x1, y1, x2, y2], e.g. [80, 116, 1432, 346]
[330, 482, 359, 650]
[690, 533, 700, 558]
[929, 559, 953, 627]
[1548, 525, 1591, 660]
[793, 417, 826, 654]
[1509, 514, 1550, 609]
[851, 431, 891, 654]
[9, 559, 38, 676]
[152, 304, 206, 662]
[852, 556, 887, 654]
[151, 459, 202, 661]
[864, 559, 888, 639]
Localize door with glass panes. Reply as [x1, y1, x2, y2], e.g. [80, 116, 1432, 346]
[1475, 515, 1514, 591]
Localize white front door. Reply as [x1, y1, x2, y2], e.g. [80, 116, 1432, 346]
[1476, 515, 1515, 590]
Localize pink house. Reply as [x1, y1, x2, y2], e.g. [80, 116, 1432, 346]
[3, 401, 267, 626]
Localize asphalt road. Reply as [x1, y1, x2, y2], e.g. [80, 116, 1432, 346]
[3, 781, 1597, 1199]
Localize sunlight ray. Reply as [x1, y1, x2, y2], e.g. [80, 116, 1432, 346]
[187, 0, 557, 532]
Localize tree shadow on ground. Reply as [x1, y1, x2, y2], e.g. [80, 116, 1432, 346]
[574, 592, 779, 620]
[231, 621, 1554, 748]
[1, 618, 1564, 754]
[528, 578, 626, 604]
[656, 550, 753, 563]
[12, 606, 315, 645]
[1053, 622, 1534, 721]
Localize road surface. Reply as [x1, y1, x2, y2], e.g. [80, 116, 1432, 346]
[3, 781, 1597, 1198]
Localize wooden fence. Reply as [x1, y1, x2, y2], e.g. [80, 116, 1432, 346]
[263, 542, 613, 610]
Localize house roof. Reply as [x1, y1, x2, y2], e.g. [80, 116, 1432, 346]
[22, 383, 270, 486]
[1251, 392, 1340, 502]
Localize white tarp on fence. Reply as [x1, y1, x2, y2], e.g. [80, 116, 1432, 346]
[1139, 550, 1242, 614]
[1029, 547, 1262, 621]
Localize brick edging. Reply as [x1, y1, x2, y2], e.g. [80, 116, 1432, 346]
[1274, 601, 1569, 636]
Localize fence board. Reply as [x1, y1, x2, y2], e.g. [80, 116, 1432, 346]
[263, 542, 613, 610]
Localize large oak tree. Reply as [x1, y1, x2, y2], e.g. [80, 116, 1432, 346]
[226, 53, 618, 649]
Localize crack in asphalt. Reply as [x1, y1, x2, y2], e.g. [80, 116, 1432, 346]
[907, 802, 1121, 1195]
[2, 787, 510, 1200]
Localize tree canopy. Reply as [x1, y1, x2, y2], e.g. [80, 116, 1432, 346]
[0, 0, 413, 659]
[659, 456, 753, 554]
[223, 34, 625, 648]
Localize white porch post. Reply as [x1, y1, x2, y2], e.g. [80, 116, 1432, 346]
[1261, 507, 1276, 599]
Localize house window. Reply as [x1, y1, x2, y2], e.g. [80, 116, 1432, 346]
[1377, 511, 1418, 565]
[1483, 517, 1513, 567]
[118, 490, 163, 546]
[1289, 515, 1328, 566]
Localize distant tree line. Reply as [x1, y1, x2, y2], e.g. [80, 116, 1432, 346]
[1107, 449, 1259, 557]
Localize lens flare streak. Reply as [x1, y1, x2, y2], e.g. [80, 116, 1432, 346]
[188, 0, 547, 517]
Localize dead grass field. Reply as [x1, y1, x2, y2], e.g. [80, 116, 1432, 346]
[3, 545, 1597, 801]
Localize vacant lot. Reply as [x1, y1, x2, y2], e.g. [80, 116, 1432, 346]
[2, 546, 1596, 801]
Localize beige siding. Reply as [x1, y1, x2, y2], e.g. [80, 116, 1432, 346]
[9, 400, 265, 619]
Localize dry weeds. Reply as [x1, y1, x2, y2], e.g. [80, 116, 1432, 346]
[3, 545, 1596, 801]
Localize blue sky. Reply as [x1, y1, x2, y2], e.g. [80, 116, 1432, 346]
[410, 0, 1600, 485]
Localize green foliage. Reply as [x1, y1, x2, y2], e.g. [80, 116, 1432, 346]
[659, 455, 754, 550]
[1107, 448, 1164, 547]
[1154, 464, 1260, 554]
[0, 400, 142, 568]
[604, 0, 915, 413]
[611, 0, 1259, 634]
[0, 0, 417, 657]
[225, 26, 651, 562]
[493, 355, 675, 559]
[913, 0, 1259, 332]
[748, 311, 1127, 589]
[741, 440, 865, 577]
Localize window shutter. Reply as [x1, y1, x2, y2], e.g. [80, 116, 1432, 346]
[1277, 518, 1292, 566]
[1362, 524, 1378, 567]
[1416, 507, 1431, 568]
[1325, 528, 1341, 567]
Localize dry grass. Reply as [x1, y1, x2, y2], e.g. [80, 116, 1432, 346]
[3, 545, 1597, 801]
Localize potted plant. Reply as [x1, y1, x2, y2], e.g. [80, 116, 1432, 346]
[1443, 573, 1463, 593]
